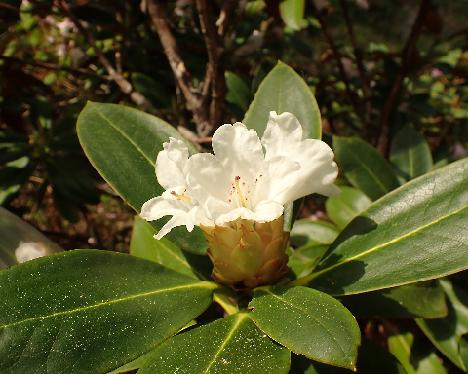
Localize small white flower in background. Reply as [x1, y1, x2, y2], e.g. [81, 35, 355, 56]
[15, 242, 48, 263]
[141, 111, 339, 287]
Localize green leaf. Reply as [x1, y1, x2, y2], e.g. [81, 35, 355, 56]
[0, 250, 216, 374]
[249, 286, 360, 370]
[387, 329, 447, 374]
[388, 332, 416, 374]
[130, 216, 213, 280]
[297, 159, 468, 295]
[139, 314, 291, 374]
[291, 339, 408, 373]
[417, 280, 468, 370]
[340, 281, 448, 318]
[279, 0, 306, 31]
[333, 136, 400, 200]
[341, 282, 447, 319]
[325, 187, 372, 229]
[288, 244, 329, 278]
[243, 61, 321, 139]
[390, 126, 433, 181]
[460, 334, 468, 371]
[77, 102, 207, 254]
[225, 71, 251, 112]
[290, 219, 339, 247]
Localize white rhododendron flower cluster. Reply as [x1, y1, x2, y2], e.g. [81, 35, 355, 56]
[141, 111, 339, 239]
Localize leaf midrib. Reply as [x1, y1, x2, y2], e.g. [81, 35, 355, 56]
[202, 314, 247, 373]
[0, 281, 213, 330]
[313, 205, 467, 281]
[94, 108, 155, 167]
[346, 148, 391, 196]
[259, 289, 349, 359]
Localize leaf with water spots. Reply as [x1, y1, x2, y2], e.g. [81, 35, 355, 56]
[139, 313, 291, 374]
[0, 250, 216, 374]
[249, 285, 360, 370]
[301, 158, 468, 295]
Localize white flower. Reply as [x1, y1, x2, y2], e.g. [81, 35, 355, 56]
[141, 111, 339, 239]
[15, 242, 48, 263]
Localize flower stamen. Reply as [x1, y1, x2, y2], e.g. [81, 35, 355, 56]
[234, 176, 247, 207]
[170, 191, 192, 202]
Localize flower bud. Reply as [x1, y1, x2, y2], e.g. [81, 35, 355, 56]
[201, 216, 289, 289]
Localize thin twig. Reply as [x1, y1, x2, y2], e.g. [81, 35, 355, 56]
[57, 0, 153, 110]
[216, 0, 237, 37]
[311, 1, 364, 126]
[376, 0, 431, 156]
[0, 55, 108, 78]
[195, 0, 225, 132]
[146, 0, 211, 134]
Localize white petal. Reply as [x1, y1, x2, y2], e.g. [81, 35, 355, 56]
[140, 196, 197, 238]
[155, 215, 191, 240]
[215, 207, 257, 226]
[253, 200, 284, 222]
[156, 137, 189, 190]
[186, 153, 231, 204]
[262, 111, 303, 160]
[212, 122, 264, 181]
[253, 156, 300, 206]
[261, 111, 339, 202]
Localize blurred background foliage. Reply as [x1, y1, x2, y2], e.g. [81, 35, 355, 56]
[0, 0, 467, 247]
[1, 1, 467, 372]
[0, 0, 468, 250]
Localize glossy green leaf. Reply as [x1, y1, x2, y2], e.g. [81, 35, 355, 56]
[341, 282, 447, 319]
[279, 0, 306, 31]
[387, 329, 446, 374]
[333, 136, 400, 200]
[77, 102, 207, 254]
[417, 280, 468, 370]
[298, 159, 468, 295]
[460, 334, 468, 371]
[390, 126, 433, 181]
[140, 314, 291, 374]
[288, 244, 329, 278]
[291, 339, 408, 374]
[325, 186, 372, 229]
[388, 332, 416, 374]
[243, 61, 321, 139]
[130, 216, 212, 279]
[225, 71, 251, 112]
[290, 219, 339, 247]
[249, 286, 360, 370]
[0, 250, 216, 374]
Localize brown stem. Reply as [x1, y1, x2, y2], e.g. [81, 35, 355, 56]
[195, 0, 225, 131]
[216, 0, 237, 37]
[57, 0, 153, 110]
[146, 0, 211, 134]
[377, 0, 431, 156]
